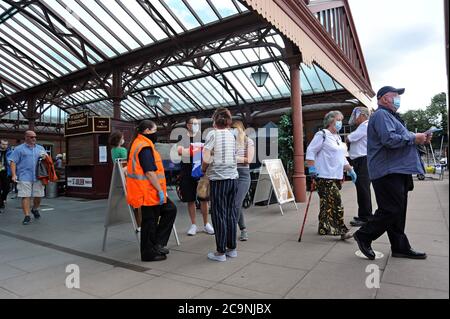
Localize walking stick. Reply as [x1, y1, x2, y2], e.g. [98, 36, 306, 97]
[298, 178, 315, 242]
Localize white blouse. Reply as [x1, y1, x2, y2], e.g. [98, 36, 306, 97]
[347, 120, 368, 160]
[306, 129, 349, 180]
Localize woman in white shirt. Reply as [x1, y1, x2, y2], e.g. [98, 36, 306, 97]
[306, 111, 357, 240]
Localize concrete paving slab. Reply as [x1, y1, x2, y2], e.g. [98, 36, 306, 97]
[0, 264, 72, 297]
[171, 250, 262, 282]
[78, 267, 155, 298]
[109, 276, 207, 299]
[28, 285, 98, 299]
[0, 287, 19, 299]
[376, 283, 449, 299]
[286, 261, 381, 299]
[0, 264, 27, 281]
[257, 240, 332, 271]
[381, 260, 449, 292]
[223, 262, 307, 296]
[205, 283, 283, 299]
[161, 273, 217, 288]
[6, 251, 77, 272]
[127, 250, 204, 272]
[234, 231, 292, 254]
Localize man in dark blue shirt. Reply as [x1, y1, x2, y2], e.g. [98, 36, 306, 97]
[354, 86, 432, 260]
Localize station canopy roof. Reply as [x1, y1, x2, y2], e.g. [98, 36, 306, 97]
[0, 0, 374, 126]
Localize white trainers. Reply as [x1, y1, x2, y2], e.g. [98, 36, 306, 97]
[207, 252, 226, 262]
[204, 223, 215, 235]
[225, 249, 238, 258]
[187, 224, 197, 236]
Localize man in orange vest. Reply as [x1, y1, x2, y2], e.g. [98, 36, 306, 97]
[127, 120, 177, 262]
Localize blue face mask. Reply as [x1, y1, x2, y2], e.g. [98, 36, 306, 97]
[335, 121, 343, 132]
[393, 97, 401, 110]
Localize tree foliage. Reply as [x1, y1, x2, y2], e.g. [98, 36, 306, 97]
[278, 111, 294, 177]
[401, 92, 448, 149]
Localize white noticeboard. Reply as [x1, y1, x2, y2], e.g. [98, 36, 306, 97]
[102, 160, 180, 252]
[253, 159, 298, 215]
[99, 146, 107, 163]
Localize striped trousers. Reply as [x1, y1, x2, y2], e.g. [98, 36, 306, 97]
[210, 179, 239, 254]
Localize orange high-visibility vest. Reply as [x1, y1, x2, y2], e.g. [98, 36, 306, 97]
[126, 134, 167, 208]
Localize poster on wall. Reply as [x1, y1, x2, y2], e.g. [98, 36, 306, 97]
[99, 146, 107, 163]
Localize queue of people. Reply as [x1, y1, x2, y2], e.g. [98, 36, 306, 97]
[2, 86, 433, 264]
[306, 85, 433, 260]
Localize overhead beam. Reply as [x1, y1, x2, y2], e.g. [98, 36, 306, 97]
[0, 12, 268, 108]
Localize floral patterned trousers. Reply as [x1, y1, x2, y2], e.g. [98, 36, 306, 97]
[315, 178, 349, 236]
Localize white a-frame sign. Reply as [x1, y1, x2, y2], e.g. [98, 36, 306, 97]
[102, 159, 180, 252]
[252, 159, 298, 215]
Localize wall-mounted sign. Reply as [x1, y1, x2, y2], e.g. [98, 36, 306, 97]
[67, 177, 93, 188]
[67, 112, 89, 130]
[65, 116, 111, 137]
[93, 117, 111, 133]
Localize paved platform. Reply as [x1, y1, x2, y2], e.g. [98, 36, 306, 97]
[0, 175, 448, 299]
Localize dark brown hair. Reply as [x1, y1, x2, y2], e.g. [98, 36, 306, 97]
[212, 108, 232, 129]
[185, 116, 197, 128]
[109, 131, 124, 147]
[128, 120, 157, 160]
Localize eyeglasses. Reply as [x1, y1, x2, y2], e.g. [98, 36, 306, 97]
[27, 136, 37, 139]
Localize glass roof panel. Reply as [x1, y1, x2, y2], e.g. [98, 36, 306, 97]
[301, 64, 325, 93]
[0, 51, 46, 82]
[150, 1, 184, 34]
[98, 0, 151, 46]
[314, 64, 337, 91]
[300, 68, 314, 95]
[0, 25, 72, 74]
[40, 0, 116, 57]
[58, 0, 128, 53]
[117, 0, 167, 41]
[222, 71, 254, 102]
[184, 0, 219, 25]
[163, 0, 201, 29]
[210, 0, 238, 18]
[11, 13, 85, 69]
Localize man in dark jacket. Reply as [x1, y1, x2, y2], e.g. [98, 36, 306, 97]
[0, 139, 13, 211]
[353, 86, 432, 260]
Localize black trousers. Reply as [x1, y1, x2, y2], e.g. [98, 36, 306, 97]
[350, 156, 372, 219]
[140, 197, 177, 258]
[0, 171, 10, 204]
[356, 174, 411, 252]
[210, 179, 238, 254]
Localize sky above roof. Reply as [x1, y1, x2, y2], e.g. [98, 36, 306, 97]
[348, 0, 447, 112]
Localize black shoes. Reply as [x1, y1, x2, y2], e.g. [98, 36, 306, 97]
[31, 209, 40, 219]
[392, 249, 427, 260]
[22, 215, 31, 225]
[353, 231, 375, 260]
[155, 244, 170, 255]
[0, 202, 5, 209]
[141, 254, 167, 262]
[350, 217, 368, 227]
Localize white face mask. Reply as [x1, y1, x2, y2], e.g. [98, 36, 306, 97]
[119, 138, 125, 146]
[192, 124, 200, 134]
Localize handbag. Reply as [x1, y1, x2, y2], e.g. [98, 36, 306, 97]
[196, 175, 210, 200]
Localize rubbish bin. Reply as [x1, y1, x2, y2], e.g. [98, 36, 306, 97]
[46, 182, 58, 198]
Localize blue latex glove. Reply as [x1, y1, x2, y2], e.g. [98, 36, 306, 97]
[348, 169, 357, 184]
[309, 166, 318, 177]
[158, 191, 165, 206]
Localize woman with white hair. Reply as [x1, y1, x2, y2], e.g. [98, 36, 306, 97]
[306, 110, 357, 240]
